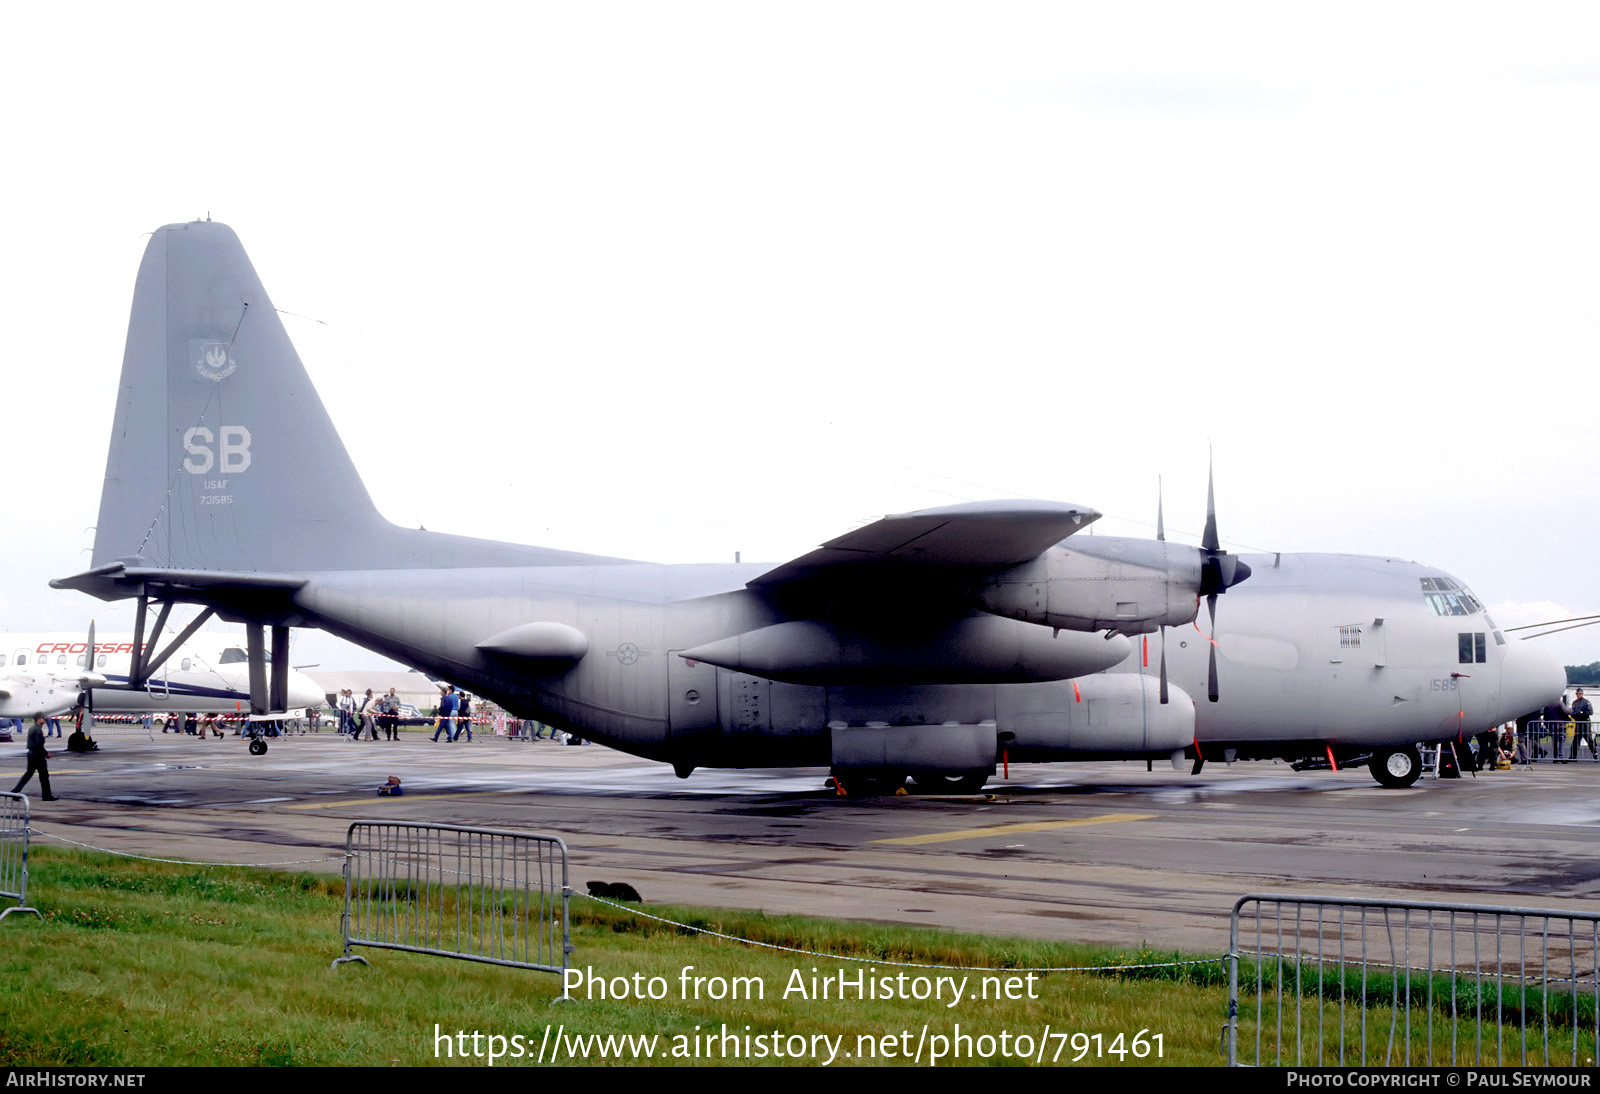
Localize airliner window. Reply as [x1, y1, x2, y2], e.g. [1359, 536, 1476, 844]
[76, 655, 86, 667]
[181, 658, 192, 671]
[14, 654, 24, 666]
[0, 655, 7, 667]
[1458, 632, 1487, 664]
[97, 654, 106, 668]
[57, 655, 67, 666]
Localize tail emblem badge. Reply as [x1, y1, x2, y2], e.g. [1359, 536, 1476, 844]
[193, 340, 237, 382]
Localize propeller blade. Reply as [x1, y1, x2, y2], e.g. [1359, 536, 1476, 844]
[1156, 479, 1168, 704]
[1158, 627, 1169, 705]
[86, 620, 96, 715]
[1202, 452, 1219, 553]
[1207, 592, 1220, 702]
[1195, 456, 1248, 700]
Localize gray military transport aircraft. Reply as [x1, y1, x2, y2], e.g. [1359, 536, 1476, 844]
[54, 221, 1563, 791]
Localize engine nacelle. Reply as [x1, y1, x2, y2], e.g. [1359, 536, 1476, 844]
[0, 677, 79, 719]
[975, 536, 1203, 636]
[678, 616, 1130, 685]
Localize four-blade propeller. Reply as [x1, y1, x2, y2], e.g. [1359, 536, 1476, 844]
[1153, 458, 1252, 708]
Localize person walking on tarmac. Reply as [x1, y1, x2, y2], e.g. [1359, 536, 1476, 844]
[432, 686, 458, 743]
[12, 716, 58, 801]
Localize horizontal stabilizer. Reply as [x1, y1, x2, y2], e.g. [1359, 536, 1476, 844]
[753, 499, 1100, 588]
[53, 564, 307, 603]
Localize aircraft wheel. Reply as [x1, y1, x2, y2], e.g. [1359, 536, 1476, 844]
[248, 738, 268, 756]
[1370, 746, 1421, 788]
[910, 771, 989, 795]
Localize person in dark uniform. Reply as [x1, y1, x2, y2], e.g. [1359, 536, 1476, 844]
[1544, 702, 1568, 761]
[1570, 688, 1594, 760]
[12, 717, 58, 800]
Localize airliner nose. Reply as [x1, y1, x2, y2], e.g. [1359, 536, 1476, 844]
[289, 673, 325, 710]
[1501, 639, 1565, 721]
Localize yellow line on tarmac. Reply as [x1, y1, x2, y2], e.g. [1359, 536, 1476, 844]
[871, 813, 1156, 846]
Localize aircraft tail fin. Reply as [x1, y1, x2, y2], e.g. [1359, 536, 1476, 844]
[87, 221, 597, 577]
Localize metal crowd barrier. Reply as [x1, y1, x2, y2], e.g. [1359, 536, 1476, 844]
[334, 821, 572, 986]
[0, 791, 39, 921]
[1227, 894, 1600, 1067]
[1521, 720, 1600, 764]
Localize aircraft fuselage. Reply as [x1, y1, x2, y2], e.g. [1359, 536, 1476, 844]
[287, 547, 1552, 775]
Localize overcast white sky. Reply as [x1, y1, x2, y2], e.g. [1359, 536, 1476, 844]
[2, 2, 1596, 670]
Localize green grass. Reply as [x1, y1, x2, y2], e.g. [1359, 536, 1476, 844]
[1, 849, 1591, 1067]
[0, 848, 1228, 1066]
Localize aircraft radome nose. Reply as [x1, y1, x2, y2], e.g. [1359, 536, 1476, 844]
[290, 676, 325, 709]
[1501, 639, 1565, 720]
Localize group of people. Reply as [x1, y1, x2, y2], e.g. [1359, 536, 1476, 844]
[326, 683, 482, 742]
[431, 685, 474, 742]
[1463, 689, 1597, 769]
[1521, 687, 1596, 763]
[336, 688, 405, 741]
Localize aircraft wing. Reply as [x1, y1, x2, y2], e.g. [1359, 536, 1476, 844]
[751, 499, 1100, 588]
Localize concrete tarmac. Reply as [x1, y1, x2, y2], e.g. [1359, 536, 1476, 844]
[11, 726, 1600, 954]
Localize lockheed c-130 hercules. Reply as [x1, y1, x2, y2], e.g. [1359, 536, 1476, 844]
[54, 221, 1563, 790]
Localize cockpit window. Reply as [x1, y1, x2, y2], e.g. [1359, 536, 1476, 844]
[218, 647, 269, 664]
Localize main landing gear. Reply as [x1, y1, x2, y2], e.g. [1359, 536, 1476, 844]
[1369, 745, 1422, 788]
[827, 771, 990, 796]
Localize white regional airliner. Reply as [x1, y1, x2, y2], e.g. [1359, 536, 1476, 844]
[0, 633, 323, 720]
